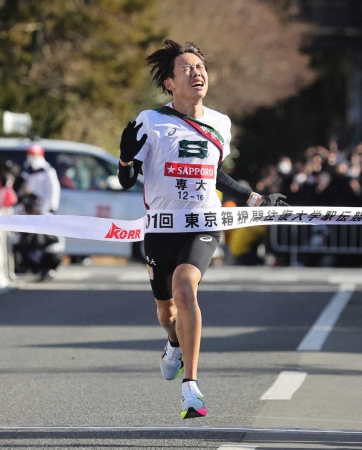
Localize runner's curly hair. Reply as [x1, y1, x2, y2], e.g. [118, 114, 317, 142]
[146, 39, 207, 96]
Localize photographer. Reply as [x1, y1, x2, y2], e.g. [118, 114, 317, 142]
[13, 195, 64, 281]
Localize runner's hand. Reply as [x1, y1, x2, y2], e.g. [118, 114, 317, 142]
[120, 121, 147, 163]
[260, 193, 289, 206]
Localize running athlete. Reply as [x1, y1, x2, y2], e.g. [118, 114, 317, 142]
[118, 39, 288, 419]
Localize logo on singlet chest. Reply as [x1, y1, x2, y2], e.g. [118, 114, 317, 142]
[178, 140, 208, 159]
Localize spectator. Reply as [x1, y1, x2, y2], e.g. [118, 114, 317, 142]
[228, 224, 267, 266]
[12, 195, 64, 281]
[0, 157, 18, 208]
[252, 140, 362, 267]
[255, 140, 362, 208]
[222, 180, 268, 266]
[14, 143, 61, 214]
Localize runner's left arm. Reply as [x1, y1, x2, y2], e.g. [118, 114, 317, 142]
[216, 166, 289, 206]
[216, 166, 252, 205]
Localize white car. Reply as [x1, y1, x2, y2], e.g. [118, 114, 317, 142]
[0, 137, 146, 258]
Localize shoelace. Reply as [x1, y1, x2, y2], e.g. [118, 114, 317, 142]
[182, 382, 203, 403]
[163, 344, 181, 366]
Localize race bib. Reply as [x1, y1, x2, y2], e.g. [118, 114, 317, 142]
[163, 161, 216, 202]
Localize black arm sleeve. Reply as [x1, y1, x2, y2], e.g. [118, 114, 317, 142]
[216, 166, 252, 205]
[117, 159, 142, 189]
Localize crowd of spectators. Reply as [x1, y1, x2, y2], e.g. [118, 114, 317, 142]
[255, 139, 362, 207]
[223, 139, 362, 267]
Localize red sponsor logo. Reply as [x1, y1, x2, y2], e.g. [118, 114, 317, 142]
[105, 223, 141, 240]
[164, 162, 214, 179]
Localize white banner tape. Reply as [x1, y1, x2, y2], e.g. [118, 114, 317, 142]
[145, 206, 362, 233]
[0, 206, 361, 242]
[0, 214, 145, 242]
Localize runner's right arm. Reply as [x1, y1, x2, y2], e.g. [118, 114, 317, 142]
[118, 121, 147, 189]
[118, 159, 142, 189]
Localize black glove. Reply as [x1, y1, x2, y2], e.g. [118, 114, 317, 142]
[260, 193, 289, 206]
[119, 121, 147, 163]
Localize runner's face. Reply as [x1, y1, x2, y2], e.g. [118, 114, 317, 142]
[164, 53, 208, 102]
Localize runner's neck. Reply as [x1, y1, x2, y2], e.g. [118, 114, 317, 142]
[171, 101, 204, 119]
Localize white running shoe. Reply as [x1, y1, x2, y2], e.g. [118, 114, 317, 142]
[181, 380, 207, 419]
[160, 340, 184, 380]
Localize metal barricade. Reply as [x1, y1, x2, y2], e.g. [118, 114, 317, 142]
[269, 224, 362, 266]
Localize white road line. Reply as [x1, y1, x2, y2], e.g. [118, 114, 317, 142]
[17, 283, 340, 292]
[260, 371, 307, 400]
[260, 284, 355, 402]
[0, 425, 361, 435]
[218, 446, 257, 450]
[297, 283, 355, 351]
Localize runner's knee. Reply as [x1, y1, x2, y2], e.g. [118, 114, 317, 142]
[156, 299, 177, 325]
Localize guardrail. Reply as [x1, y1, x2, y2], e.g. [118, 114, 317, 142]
[269, 224, 362, 266]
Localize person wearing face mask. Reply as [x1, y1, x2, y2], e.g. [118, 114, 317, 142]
[12, 144, 62, 280]
[15, 143, 61, 215]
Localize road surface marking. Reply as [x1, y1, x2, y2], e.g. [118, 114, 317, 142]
[297, 283, 355, 351]
[17, 283, 340, 292]
[0, 425, 361, 435]
[260, 371, 307, 400]
[218, 446, 257, 450]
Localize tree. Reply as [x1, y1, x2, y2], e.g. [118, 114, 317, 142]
[0, 0, 164, 150]
[157, 0, 316, 115]
[232, 51, 349, 185]
[0, 0, 318, 167]
[155, 0, 318, 180]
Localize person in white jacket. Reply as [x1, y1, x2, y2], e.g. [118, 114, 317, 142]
[20, 143, 60, 214]
[13, 143, 63, 280]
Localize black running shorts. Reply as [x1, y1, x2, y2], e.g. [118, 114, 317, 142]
[144, 231, 220, 300]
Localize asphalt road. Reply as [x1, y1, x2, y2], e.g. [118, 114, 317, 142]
[0, 263, 361, 449]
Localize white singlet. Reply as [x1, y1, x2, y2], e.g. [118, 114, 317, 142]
[134, 102, 231, 210]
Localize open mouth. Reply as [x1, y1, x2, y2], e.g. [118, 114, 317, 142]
[191, 81, 204, 88]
